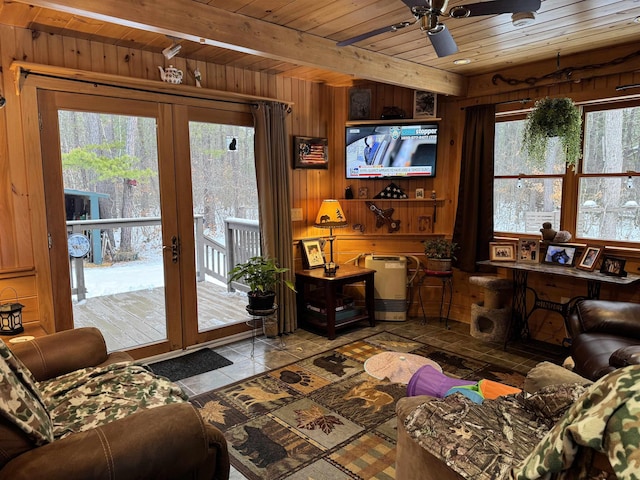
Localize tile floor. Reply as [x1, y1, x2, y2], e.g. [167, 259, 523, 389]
[165, 317, 566, 480]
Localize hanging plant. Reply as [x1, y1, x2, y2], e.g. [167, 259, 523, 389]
[522, 97, 582, 170]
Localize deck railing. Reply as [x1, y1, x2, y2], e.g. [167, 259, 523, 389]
[68, 216, 259, 300]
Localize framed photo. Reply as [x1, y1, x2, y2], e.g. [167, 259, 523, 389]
[300, 239, 326, 269]
[417, 215, 432, 233]
[600, 256, 627, 277]
[517, 239, 540, 263]
[415, 188, 424, 199]
[576, 246, 602, 271]
[543, 243, 578, 267]
[349, 88, 371, 120]
[489, 242, 516, 261]
[413, 90, 437, 118]
[358, 186, 369, 199]
[293, 136, 328, 169]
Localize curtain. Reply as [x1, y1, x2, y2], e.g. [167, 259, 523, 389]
[452, 104, 496, 273]
[252, 102, 296, 334]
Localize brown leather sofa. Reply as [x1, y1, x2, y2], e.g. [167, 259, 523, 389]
[567, 299, 640, 381]
[0, 327, 230, 480]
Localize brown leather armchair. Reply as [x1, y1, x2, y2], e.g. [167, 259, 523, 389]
[567, 299, 640, 381]
[0, 328, 230, 480]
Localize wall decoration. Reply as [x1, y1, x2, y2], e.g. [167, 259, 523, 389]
[543, 243, 577, 267]
[358, 187, 369, 199]
[415, 188, 424, 199]
[293, 136, 328, 169]
[600, 256, 627, 277]
[489, 242, 516, 261]
[517, 239, 540, 263]
[417, 215, 432, 233]
[576, 246, 602, 271]
[366, 201, 401, 233]
[413, 90, 437, 118]
[349, 88, 371, 120]
[300, 239, 326, 269]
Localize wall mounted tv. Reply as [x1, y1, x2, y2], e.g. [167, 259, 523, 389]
[345, 122, 439, 179]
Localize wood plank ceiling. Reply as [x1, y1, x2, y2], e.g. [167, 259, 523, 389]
[2, 0, 640, 96]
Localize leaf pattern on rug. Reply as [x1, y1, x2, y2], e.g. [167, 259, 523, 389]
[295, 405, 344, 434]
[199, 399, 230, 425]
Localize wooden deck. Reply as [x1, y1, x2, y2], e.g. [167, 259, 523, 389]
[73, 281, 250, 352]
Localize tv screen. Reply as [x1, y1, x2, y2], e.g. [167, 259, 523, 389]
[345, 123, 439, 179]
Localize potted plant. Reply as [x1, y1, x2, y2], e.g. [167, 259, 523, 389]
[423, 238, 458, 272]
[227, 255, 295, 311]
[522, 97, 582, 170]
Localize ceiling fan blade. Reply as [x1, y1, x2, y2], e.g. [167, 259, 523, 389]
[427, 23, 458, 57]
[336, 21, 413, 47]
[401, 0, 427, 8]
[451, 0, 541, 17]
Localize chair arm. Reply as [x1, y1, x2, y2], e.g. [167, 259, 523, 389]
[610, 346, 640, 368]
[568, 300, 640, 339]
[11, 327, 130, 381]
[0, 403, 229, 480]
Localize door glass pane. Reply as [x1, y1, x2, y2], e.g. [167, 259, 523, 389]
[188, 121, 258, 332]
[59, 110, 166, 351]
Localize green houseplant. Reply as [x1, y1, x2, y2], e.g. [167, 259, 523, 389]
[423, 238, 458, 272]
[228, 256, 295, 310]
[522, 97, 582, 170]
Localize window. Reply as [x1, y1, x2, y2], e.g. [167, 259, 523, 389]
[494, 100, 640, 245]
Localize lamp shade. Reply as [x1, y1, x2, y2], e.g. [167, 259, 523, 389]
[314, 200, 348, 229]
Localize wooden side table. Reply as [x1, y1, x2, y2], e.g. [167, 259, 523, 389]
[295, 264, 376, 340]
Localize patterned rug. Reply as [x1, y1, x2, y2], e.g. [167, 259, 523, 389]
[190, 332, 527, 480]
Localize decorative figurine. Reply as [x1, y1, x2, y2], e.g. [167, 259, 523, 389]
[194, 67, 202, 88]
[540, 222, 557, 241]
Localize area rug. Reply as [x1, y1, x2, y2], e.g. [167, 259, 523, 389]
[148, 348, 233, 381]
[190, 332, 526, 480]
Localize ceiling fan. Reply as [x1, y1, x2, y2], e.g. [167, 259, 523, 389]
[336, 0, 542, 57]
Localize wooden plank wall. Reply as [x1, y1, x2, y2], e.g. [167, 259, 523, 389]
[1, 22, 639, 345]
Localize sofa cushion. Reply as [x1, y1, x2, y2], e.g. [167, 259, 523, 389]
[37, 362, 188, 439]
[0, 340, 53, 468]
[571, 333, 639, 380]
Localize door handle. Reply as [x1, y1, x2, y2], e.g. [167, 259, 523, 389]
[163, 235, 179, 263]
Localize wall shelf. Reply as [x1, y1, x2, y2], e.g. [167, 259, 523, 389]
[345, 118, 441, 126]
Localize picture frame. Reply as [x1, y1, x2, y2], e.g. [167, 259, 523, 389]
[415, 188, 425, 199]
[417, 215, 432, 233]
[300, 239, 326, 269]
[489, 242, 516, 261]
[293, 136, 328, 169]
[576, 246, 602, 271]
[349, 88, 371, 120]
[543, 243, 578, 267]
[358, 186, 369, 199]
[517, 239, 540, 263]
[599, 256, 627, 277]
[413, 90, 437, 118]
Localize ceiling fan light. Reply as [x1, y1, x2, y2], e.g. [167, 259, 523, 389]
[511, 12, 536, 27]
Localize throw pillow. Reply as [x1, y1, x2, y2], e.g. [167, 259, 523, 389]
[524, 361, 591, 394]
[0, 339, 54, 467]
[521, 383, 589, 428]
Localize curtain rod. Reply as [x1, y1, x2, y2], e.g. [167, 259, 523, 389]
[12, 63, 293, 108]
[460, 98, 531, 110]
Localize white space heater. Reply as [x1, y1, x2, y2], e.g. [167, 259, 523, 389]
[364, 255, 408, 321]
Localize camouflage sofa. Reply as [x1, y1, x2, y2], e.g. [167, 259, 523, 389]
[0, 327, 229, 480]
[396, 362, 640, 480]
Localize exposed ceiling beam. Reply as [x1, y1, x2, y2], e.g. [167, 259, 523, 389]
[13, 0, 467, 96]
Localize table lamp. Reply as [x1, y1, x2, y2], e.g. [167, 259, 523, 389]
[314, 199, 348, 276]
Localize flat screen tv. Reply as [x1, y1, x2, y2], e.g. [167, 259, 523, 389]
[345, 122, 439, 179]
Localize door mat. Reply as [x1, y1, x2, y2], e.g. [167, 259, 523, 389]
[148, 349, 233, 381]
[191, 332, 528, 480]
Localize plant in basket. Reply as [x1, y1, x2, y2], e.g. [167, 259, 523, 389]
[227, 256, 295, 310]
[423, 238, 458, 272]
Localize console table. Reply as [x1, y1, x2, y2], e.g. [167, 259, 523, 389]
[477, 260, 640, 345]
[295, 264, 375, 340]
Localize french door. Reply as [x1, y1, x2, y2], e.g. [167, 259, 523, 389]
[39, 91, 255, 358]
